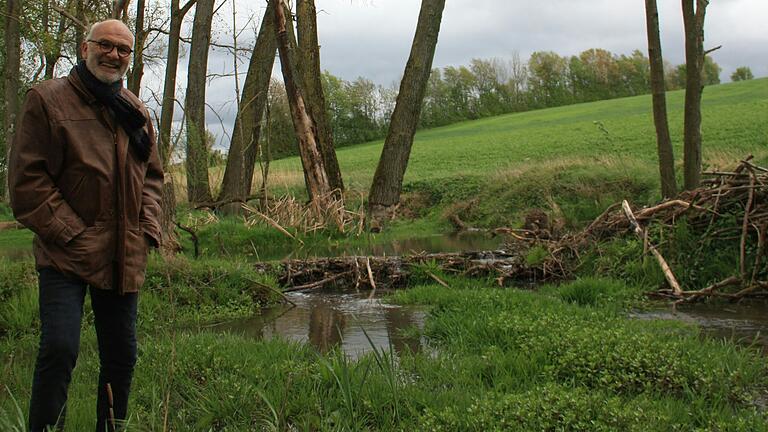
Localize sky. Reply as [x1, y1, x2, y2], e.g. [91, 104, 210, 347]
[142, 0, 768, 150]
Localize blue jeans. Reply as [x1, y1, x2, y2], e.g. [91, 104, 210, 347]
[29, 268, 138, 432]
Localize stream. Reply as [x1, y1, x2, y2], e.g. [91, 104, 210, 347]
[209, 290, 428, 358]
[630, 302, 768, 354]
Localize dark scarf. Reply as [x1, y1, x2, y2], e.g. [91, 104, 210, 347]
[74, 60, 152, 162]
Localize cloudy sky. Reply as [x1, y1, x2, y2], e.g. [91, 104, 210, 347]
[144, 0, 768, 149]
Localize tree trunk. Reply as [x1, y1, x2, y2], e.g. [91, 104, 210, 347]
[644, 0, 677, 198]
[112, 0, 130, 20]
[368, 0, 446, 224]
[127, 0, 145, 96]
[184, 0, 215, 204]
[75, 0, 85, 63]
[156, 0, 196, 255]
[682, 0, 708, 190]
[218, 0, 278, 210]
[158, 0, 197, 168]
[273, 0, 331, 202]
[296, 0, 344, 197]
[2, 0, 22, 202]
[40, 0, 69, 81]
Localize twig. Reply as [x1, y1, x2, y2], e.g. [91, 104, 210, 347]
[740, 169, 756, 278]
[427, 271, 450, 288]
[283, 271, 352, 293]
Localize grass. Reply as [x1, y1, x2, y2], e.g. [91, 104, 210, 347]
[1, 80, 767, 429]
[255, 79, 767, 218]
[2, 275, 765, 430]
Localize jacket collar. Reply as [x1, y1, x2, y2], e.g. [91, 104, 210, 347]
[67, 67, 99, 105]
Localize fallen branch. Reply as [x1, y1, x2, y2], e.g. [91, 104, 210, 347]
[623, 200, 682, 295]
[283, 271, 353, 293]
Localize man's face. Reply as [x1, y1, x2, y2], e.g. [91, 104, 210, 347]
[82, 21, 134, 84]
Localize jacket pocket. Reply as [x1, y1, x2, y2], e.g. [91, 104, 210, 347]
[124, 228, 150, 291]
[51, 225, 113, 285]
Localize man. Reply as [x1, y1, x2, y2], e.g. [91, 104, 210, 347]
[8, 19, 163, 432]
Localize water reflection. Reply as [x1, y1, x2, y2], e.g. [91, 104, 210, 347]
[214, 291, 426, 358]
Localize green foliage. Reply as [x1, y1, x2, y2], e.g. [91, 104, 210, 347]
[579, 211, 764, 293]
[399, 285, 767, 404]
[732, 66, 755, 82]
[544, 277, 640, 307]
[419, 385, 649, 432]
[524, 245, 548, 266]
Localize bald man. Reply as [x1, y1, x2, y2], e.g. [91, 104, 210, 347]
[8, 19, 163, 432]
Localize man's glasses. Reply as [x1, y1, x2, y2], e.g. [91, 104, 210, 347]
[87, 40, 132, 58]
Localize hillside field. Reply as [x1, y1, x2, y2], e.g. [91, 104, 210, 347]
[225, 77, 767, 226]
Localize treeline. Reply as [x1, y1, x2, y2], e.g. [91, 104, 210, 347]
[263, 48, 722, 159]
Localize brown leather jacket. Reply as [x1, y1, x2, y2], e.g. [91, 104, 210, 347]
[8, 69, 163, 294]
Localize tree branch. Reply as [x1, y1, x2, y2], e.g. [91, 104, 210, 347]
[52, 4, 88, 31]
[704, 45, 722, 56]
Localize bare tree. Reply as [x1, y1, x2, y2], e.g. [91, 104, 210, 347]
[185, 0, 215, 204]
[127, 0, 145, 95]
[219, 0, 278, 210]
[296, 0, 344, 196]
[681, 0, 709, 190]
[368, 0, 446, 225]
[2, 0, 22, 201]
[158, 0, 198, 166]
[645, 0, 677, 198]
[273, 0, 331, 202]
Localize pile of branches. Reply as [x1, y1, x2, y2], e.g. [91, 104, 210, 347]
[567, 156, 767, 304]
[245, 157, 765, 303]
[253, 248, 561, 294]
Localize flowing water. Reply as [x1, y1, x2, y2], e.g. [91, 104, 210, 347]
[210, 290, 428, 358]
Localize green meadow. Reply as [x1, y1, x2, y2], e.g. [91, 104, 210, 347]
[2, 79, 767, 430]
[250, 77, 767, 229]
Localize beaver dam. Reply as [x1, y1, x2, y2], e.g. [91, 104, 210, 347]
[251, 157, 767, 306]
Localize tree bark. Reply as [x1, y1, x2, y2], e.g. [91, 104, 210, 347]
[368, 0, 446, 223]
[127, 0, 145, 96]
[75, 0, 85, 63]
[42, 1, 68, 80]
[296, 0, 344, 197]
[682, 0, 708, 190]
[184, 0, 215, 204]
[219, 0, 278, 210]
[644, 0, 677, 198]
[273, 0, 331, 202]
[158, 0, 197, 168]
[2, 0, 22, 202]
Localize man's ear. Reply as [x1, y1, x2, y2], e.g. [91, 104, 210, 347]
[80, 41, 88, 60]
